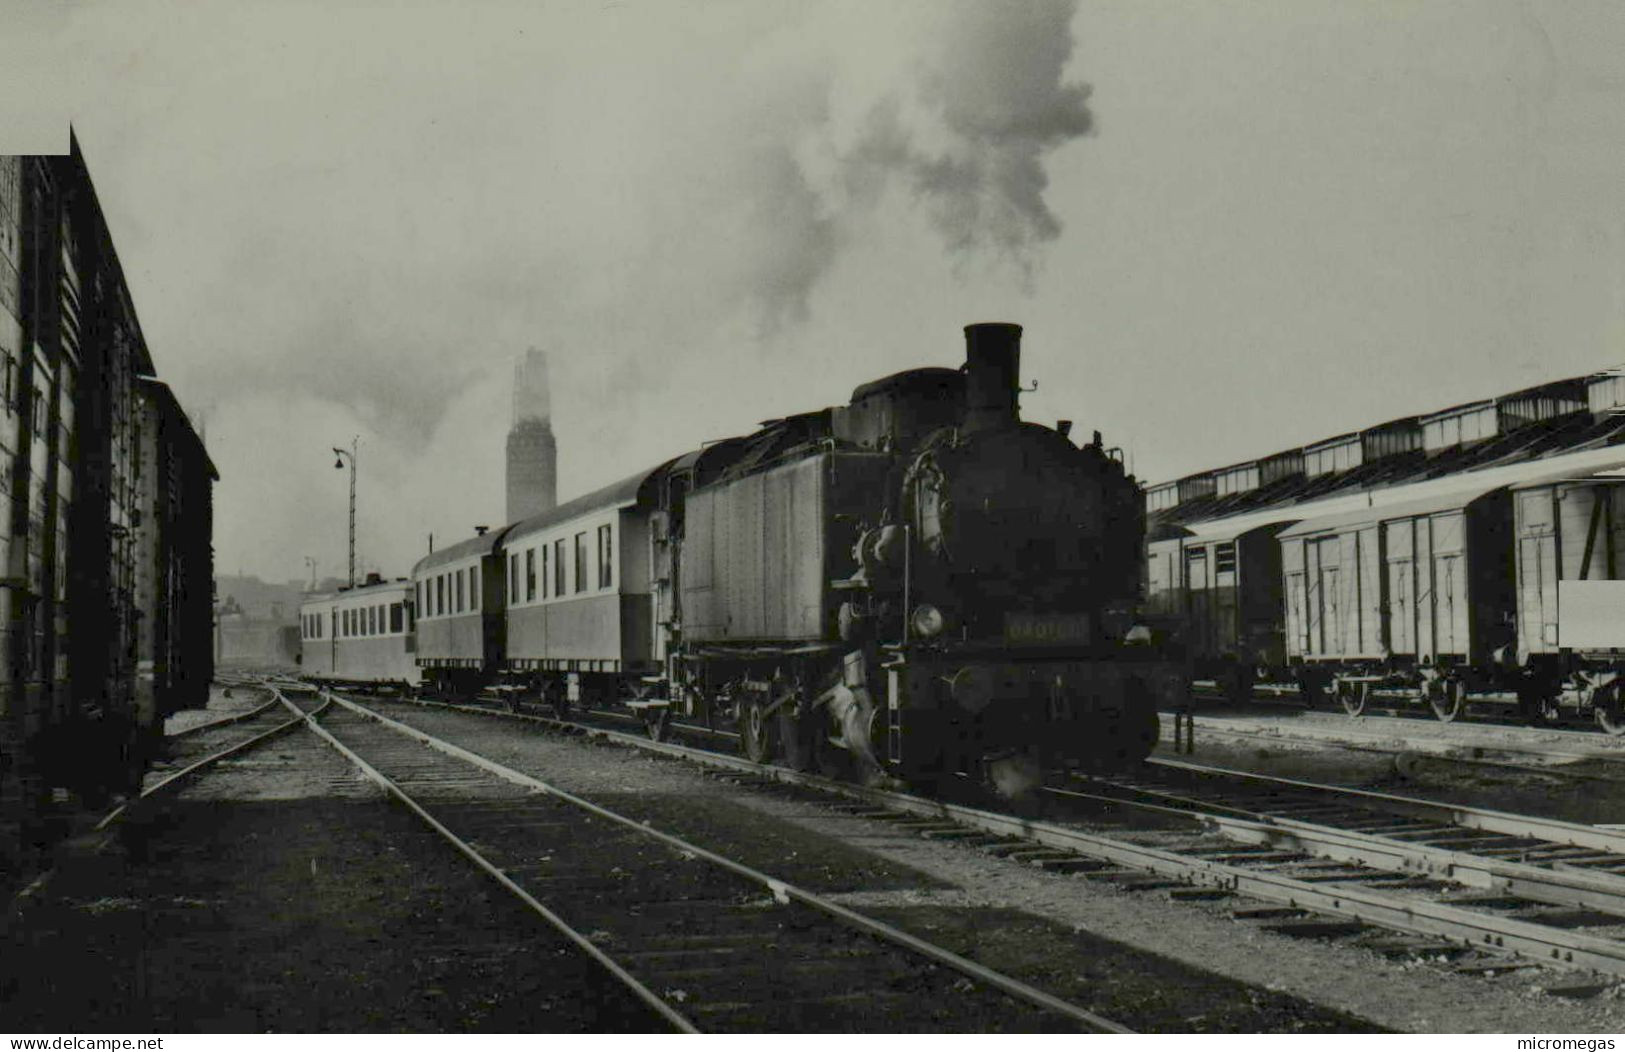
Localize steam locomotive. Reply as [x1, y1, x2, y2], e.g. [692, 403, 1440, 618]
[305, 323, 1180, 792]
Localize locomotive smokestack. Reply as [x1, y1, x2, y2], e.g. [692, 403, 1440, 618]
[963, 322, 1023, 433]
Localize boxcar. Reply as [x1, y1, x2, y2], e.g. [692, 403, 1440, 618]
[1280, 489, 1514, 669]
[1146, 519, 1293, 698]
[299, 576, 419, 689]
[133, 378, 217, 744]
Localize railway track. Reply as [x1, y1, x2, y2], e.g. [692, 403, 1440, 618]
[1155, 712, 1625, 786]
[1060, 757, 1625, 918]
[373, 690, 1625, 986]
[293, 689, 1131, 1033]
[99, 686, 330, 832]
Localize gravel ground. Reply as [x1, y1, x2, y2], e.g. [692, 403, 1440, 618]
[2, 725, 669, 1033]
[363, 699, 1625, 1033]
[1159, 716, 1625, 829]
[1179, 697, 1625, 758]
[163, 684, 276, 736]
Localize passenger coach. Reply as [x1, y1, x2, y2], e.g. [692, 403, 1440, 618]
[412, 526, 511, 698]
[299, 575, 419, 690]
[496, 468, 661, 711]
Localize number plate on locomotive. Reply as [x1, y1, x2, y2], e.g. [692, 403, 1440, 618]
[1004, 612, 1092, 645]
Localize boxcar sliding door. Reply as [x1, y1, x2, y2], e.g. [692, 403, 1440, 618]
[1429, 512, 1470, 659]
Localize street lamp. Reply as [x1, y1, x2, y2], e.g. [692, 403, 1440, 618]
[332, 437, 358, 588]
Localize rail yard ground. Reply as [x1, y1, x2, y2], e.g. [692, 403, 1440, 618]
[5, 688, 1625, 1033]
[1165, 696, 1625, 826]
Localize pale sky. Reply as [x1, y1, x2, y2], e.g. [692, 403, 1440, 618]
[3, 0, 1622, 584]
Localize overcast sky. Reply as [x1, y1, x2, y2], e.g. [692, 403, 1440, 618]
[3, 0, 1623, 586]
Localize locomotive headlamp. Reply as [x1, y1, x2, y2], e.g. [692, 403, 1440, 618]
[911, 604, 947, 639]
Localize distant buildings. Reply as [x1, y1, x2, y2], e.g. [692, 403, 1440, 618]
[214, 573, 317, 667]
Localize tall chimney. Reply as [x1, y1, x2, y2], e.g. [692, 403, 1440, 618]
[962, 322, 1022, 433]
[506, 348, 558, 523]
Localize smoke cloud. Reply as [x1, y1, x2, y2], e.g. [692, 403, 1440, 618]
[727, 0, 1094, 326]
[37, 0, 1096, 582]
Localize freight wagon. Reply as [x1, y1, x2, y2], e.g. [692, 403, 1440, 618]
[0, 138, 216, 865]
[1147, 369, 1625, 731]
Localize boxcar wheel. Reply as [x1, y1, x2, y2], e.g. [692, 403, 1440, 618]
[1595, 684, 1625, 737]
[1339, 681, 1368, 717]
[740, 699, 774, 764]
[1429, 680, 1466, 723]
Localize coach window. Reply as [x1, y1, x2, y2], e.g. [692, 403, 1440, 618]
[455, 571, 464, 613]
[437, 575, 446, 618]
[391, 603, 403, 633]
[574, 532, 588, 594]
[509, 553, 519, 602]
[470, 567, 480, 611]
[598, 524, 613, 589]
[526, 548, 536, 602]
[553, 539, 565, 596]
[541, 545, 550, 599]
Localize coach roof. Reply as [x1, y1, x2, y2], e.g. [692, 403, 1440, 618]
[413, 525, 515, 576]
[504, 462, 670, 546]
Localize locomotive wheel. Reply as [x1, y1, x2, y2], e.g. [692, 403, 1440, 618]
[1596, 685, 1625, 737]
[740, 699, 775, 763]
[1429, 681, 1466, 723]
[1339, 681, 1368, 717]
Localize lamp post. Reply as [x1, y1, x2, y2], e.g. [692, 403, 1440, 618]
[332, 437, 357, 588]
